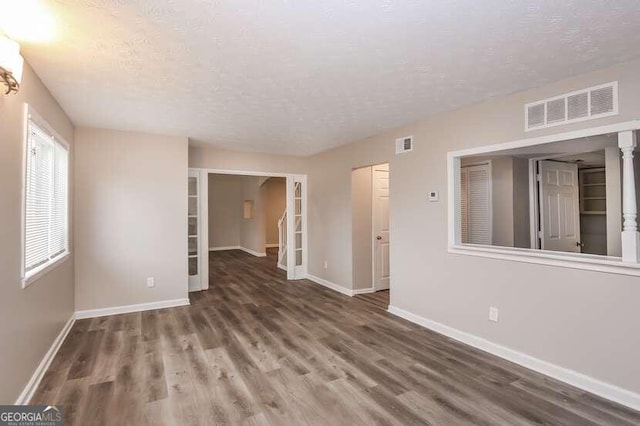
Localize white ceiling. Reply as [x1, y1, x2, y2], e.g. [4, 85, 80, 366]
[15, 0, 640, 156]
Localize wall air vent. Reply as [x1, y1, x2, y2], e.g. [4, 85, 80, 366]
[395, 136, 413, 154]
[525, 82, 618, 131]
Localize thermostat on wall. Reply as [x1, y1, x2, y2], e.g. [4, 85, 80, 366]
[428, 191, 439, 202]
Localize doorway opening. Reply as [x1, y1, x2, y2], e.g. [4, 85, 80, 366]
[351, 163, 390, 305]
[531, 149, 613, 255]
[187, 169, 307, 292]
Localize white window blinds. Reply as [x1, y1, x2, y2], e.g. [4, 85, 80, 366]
[460, 164, 491, 245]
[24, 118, 69, 276]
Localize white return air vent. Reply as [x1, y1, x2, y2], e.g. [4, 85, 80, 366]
[525, 82, 618, 131]
[395, 136, 413, 154]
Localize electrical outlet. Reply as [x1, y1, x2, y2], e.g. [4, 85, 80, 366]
[146, 277, 155, 288]
[489, 306, 499, 322]
[324, 260, 328, 269]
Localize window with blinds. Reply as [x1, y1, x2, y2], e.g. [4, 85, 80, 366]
[23, 116, 69, 283]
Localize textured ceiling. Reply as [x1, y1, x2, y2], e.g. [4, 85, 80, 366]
[12, 0, 640, 155]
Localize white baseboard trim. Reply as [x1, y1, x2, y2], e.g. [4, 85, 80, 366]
[210, 246, 241, 251]
[75, 298, 190, 320]
[265, 243, 279, 248]
[239, 247, 267, 257]
[306, 274, 354, 297]
[353, 287, 375, 295]
[15, 314, 76, 405]
[387, 305, 640, 411]
[210, 246, 266, 257]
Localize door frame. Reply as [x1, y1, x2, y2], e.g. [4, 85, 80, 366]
[372, 163, 390, 292]
[189, 167, 308, 290]
[351, 162, 391, 295]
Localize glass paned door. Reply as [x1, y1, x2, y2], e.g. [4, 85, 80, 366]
[188, 170, 201, 291]
[286, 176, 307, 279]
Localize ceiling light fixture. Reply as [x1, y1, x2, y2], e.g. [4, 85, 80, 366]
[0, 34, 23, 94]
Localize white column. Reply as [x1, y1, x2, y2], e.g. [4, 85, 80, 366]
[618, 131, 640, 262]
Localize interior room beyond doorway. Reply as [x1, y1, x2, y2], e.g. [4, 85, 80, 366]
[352, 163, 390, 303]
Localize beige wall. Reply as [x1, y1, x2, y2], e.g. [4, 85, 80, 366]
[263, 178, 286, 245]
[189, 144, 308, 174]
[0, 63, 75, 403]
[306, 58, 640, 395]
[512, 157, 531, 249]
[74, 128, 188, 311]
[207, 175, 284, 251]
[240, 177, 266, 254]
[352, 166, 373, 290]
[490, 157, 515, 247]
[208, 174, 243, 248]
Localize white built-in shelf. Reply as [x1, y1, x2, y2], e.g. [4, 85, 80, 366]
[579, 168, 606, 215]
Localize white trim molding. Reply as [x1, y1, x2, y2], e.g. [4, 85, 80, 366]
[15, 314, 75, 405]
[75, 298, 190, 319]
[387, 305, 640, 411]
[210, 246, 267, 257]
[210, 246, 241, 251]
[265, 243, 279, 248]
[239, 247, 267, 257]
[306, 274, 354, 297]
[447, 119, 640, 275]
[353, 287, 375, 295]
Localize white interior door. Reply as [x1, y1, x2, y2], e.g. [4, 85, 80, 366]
[373, 163, 390, 291]
[538, 161, 581, 252]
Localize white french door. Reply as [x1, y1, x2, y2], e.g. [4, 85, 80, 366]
[286, 176, 307, 279]
[188, 169, 209, 292]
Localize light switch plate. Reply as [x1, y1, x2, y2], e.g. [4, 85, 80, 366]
[428, 191, 439, 202]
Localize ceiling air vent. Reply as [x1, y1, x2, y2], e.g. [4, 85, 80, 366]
[525, 81, 618, 131]
[395, 136, 413, 154]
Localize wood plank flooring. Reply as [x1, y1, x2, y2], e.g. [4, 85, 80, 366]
[32, 249, 640, 425]
[355, 290, 389, 309]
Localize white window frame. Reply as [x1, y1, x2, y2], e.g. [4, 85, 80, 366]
[21, 105, 71, 287]
[447, 120, 640, 277]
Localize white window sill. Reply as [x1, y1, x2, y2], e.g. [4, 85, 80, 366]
[449, 244, 640, 277]
[22, 252, 71, 288]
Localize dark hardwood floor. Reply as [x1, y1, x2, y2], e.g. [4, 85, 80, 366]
[32, 249, 640, 425]
[355, 289, 390, 309]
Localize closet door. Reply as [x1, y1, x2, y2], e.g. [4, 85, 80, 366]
[461, 164, 492, 245]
